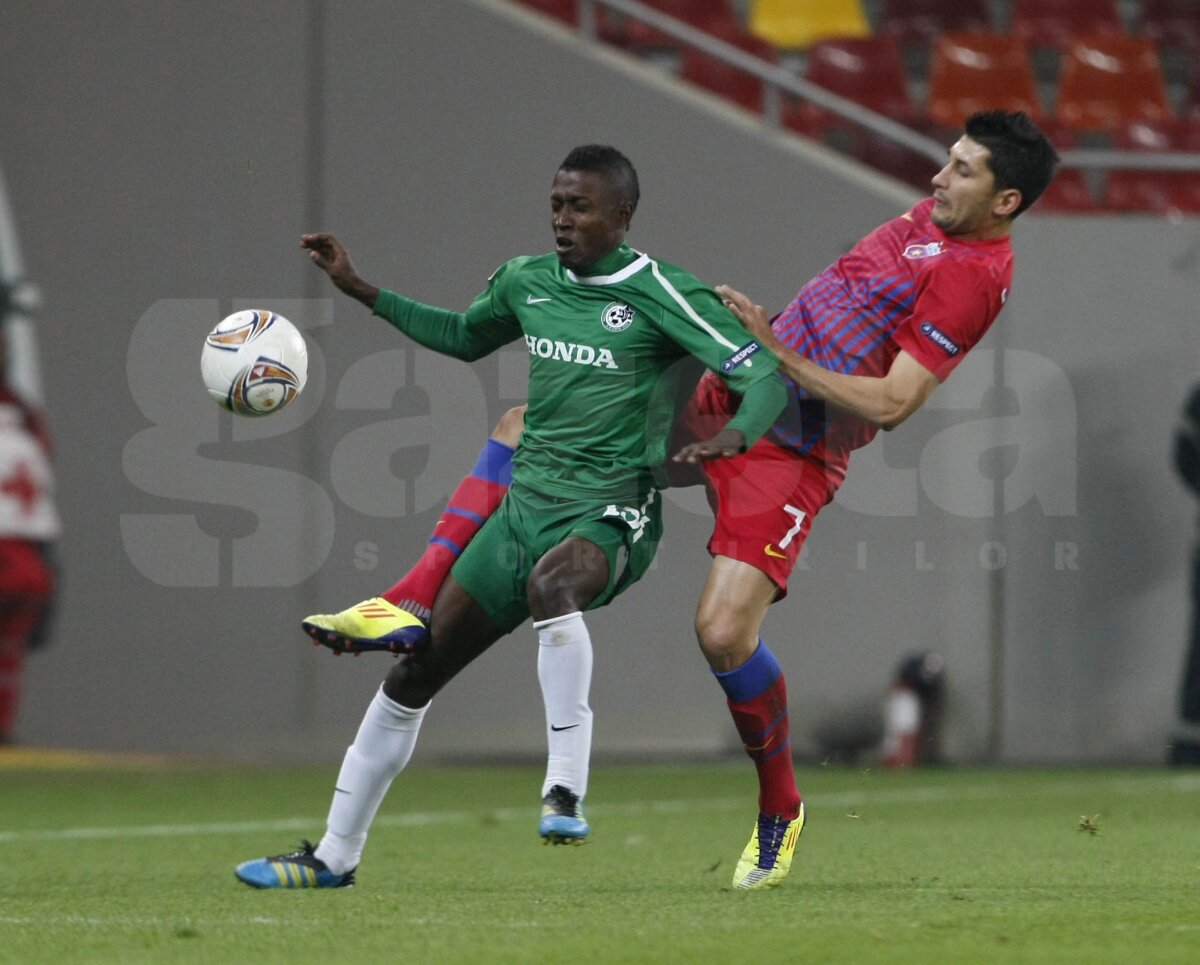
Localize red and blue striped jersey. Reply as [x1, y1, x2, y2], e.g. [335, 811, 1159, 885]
[769, 198, 1012, 479]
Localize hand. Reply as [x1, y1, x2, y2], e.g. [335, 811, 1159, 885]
[672, 427, 746, 463]
[300, 233, 379, 307]
[716, 284, 774, 346]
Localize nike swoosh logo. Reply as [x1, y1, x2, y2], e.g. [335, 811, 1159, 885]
[764, 544, 785, 559]
[550, 723, 580, 732]
[334, 787, 352, 794]
[527, 295, 552, 304]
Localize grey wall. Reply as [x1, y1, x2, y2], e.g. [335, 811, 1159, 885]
[2, 0, 1196, 764]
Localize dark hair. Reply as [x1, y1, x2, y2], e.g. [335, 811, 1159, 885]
[964, 111, 1059, 217]
[559, 144, 640, 209]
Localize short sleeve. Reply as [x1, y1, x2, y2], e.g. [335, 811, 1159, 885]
[892, 258, 1005, 382]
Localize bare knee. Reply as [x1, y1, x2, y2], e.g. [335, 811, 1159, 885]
[382, 659, 439, 709]
[492, 405, 526, 449]
[694, 604, 758, 673]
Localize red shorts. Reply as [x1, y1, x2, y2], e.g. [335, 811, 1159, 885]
[677, 374, 842, 596]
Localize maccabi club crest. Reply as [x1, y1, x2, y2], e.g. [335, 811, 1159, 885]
[601, 301, 636, 332]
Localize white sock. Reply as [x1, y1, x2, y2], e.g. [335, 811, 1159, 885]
[314, 687, 429, 874]
[534, 611, 594, 800]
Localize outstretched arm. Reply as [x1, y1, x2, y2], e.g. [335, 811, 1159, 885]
[716, 284, 940, 431]
[301, 233, 380, 309]
[302, 232, 520, 361]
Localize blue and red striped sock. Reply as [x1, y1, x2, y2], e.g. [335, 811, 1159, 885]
[713, 641, 802, 820]
[381, 438, 513, 620]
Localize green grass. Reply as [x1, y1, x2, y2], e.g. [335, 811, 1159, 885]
[1, 758, 1199, 963]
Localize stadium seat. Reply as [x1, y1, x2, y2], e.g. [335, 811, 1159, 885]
[748, 0, 871, 52]
[679, 23, 780, 113]
[786, 36, 917, 137]
[513, 0, 578, 26]
[1009, 0, 1124, 51]
[878, 0, 992, 52]
[600, 0, 743, 51]
[1056, 35, 1173, 133]
[1184, 59, 1200, 120]
[1104, 118, 1200, 214]
[850, 118, 950, 191]
[1138, 0, 1200, 55]
[1027, 119, 1100, 213]
[927, 33, 1042, 130]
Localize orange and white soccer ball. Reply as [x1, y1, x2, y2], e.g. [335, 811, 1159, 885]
[200, 310, 308, 416]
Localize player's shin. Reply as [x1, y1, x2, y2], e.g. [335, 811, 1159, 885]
[314, 687, 430, 874]
[382, 438, 514, 622]
[535, 611, 594, 800]
[713, 640, 802, 820]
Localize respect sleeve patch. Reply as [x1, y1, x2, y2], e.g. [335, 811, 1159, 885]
[721, 340, 762, 372]
[918, 322, 960, 356]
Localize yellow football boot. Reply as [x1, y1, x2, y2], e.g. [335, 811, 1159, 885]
[302, 597, 428, 656]
[732, 802, 806, 890]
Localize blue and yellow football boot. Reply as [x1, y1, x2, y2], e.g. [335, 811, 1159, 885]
[302, 597, 428, 656]
[235, 841, 355, 889]
[538, 784, 589, 845]
[732, 802, 806, 890]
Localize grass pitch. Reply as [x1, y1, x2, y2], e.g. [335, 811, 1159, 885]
[1, 756, 1198, 964]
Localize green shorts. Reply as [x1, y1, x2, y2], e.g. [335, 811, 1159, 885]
[451, 483, 664, 633]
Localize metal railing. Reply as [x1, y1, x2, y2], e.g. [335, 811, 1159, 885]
[575, 0, 1200, 174]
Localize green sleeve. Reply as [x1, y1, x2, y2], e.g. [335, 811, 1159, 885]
[725, 371, 788, 448]
[372, 288, 521, 362]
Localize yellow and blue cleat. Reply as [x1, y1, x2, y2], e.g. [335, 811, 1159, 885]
[302, 597, 429, 656]
[732, 802, 806, 890]
[235, 841, 355, 889]
[539, 784, 589, 845]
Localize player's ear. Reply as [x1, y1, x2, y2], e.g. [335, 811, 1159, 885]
[993, 188, 1022, 219]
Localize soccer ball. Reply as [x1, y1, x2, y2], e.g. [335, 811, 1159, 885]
[200, 310, 308, 416]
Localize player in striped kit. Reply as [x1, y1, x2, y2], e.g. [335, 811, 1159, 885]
[235, 145, 788, 889]
[674, 109, 1058, 888]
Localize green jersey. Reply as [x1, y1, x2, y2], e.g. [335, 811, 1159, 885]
[373, 243, 783, 501]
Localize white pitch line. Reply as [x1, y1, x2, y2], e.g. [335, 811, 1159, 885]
[1, 773, 1197, 846]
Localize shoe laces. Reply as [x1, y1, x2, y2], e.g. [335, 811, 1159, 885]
[544, 784, 581, 817]
[276, 840, 322, 866]
[756, 814, 788, 869]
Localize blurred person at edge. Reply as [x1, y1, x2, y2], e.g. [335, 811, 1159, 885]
[1170, 379, 1200, 765]
[0, 322, 59, 744]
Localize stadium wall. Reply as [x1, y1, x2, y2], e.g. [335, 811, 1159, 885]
[1, 0, 1196, 765]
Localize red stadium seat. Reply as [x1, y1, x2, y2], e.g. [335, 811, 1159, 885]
[787, 36, 917, 137]
[1184, 58, 1200, 121]
[1138, 0, 1200, 55]
[1010, 0, 1124, 50]
[600, 0, 743, 51]
[1026, 119, 1100, 213]
[927, 33, 1042, 130]
[849, 118, 950, 191]
[679, 23, 779, 113]
[1104, 118, 1200, 214]
[1056, 35, 1173, 133]
[513, 0, 578, 26]
[878, 0, 992, 51]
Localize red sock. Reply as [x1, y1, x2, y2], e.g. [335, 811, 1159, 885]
[715, 642, 802, 820]
[380, 439, 512, 620]
[0, 634, 23, 739]
[0, 599, 44, 740]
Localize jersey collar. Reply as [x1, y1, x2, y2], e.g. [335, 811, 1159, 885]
[565, 244, 651, 286]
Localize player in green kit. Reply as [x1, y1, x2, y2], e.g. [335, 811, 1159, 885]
[235, 145, 787, 888]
